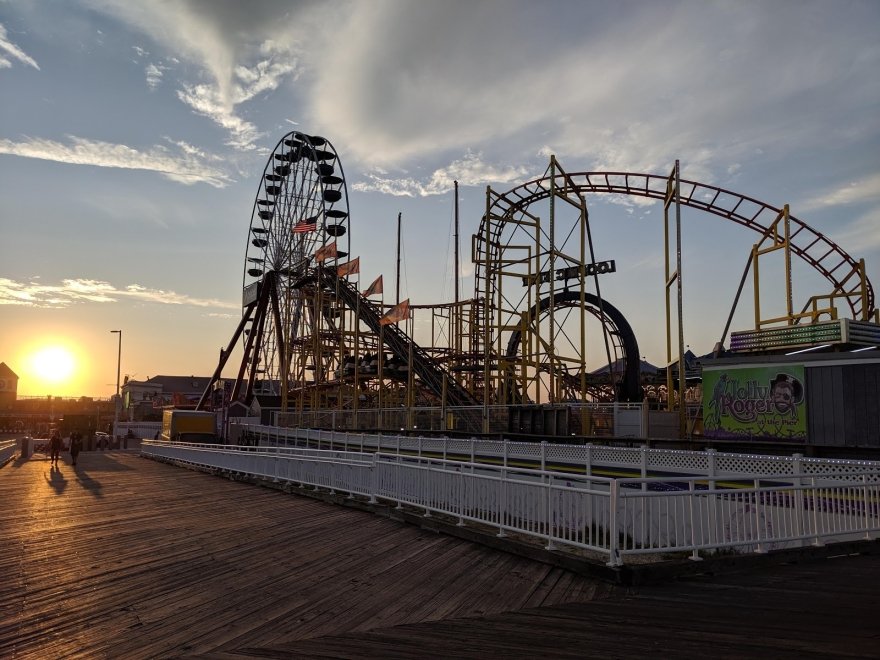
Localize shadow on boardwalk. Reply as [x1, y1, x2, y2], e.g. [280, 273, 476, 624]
[0, 449, 877, 658]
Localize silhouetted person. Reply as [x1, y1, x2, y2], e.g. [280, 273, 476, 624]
[69, 430, 82, 466]
[49, 431, 63, 464]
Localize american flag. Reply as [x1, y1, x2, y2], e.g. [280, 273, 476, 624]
[293, 217, 317, 234]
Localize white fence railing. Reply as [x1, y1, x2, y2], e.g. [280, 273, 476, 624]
[235, 424, 880, 481]
[614, 475, 879, 562]
[0, 439, 16, 466]
[141, 440, 880, 566]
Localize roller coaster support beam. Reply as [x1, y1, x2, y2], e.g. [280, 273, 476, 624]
[664, 160, 687, 438]
[196, 297, 258, 411]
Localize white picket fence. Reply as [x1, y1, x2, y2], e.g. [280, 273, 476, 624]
[141, 440, 880, 566]
[236, 424, 880, 481]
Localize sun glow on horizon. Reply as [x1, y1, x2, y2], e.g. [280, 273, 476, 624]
[20, 344, 82, 395]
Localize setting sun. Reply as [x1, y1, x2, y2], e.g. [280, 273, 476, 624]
[31, 346, 76, 383]
[19, 344, 83, 395]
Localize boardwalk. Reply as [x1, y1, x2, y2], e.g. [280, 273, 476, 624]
[1, 447, 877, 658]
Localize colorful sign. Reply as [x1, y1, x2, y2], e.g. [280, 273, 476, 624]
[703, 365, 807, 441]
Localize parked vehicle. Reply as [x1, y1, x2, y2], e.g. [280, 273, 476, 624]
[160, 409, 218, 443]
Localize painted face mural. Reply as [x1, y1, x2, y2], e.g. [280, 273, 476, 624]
[703, 366, 807, 441]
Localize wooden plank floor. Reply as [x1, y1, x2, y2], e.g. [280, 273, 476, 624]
[274, 552, 880, 659]
[1, 449, 877, 658]
[0, 449, 616, 659]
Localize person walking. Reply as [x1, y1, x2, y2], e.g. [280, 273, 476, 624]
[69, 430, 82, 467]
[49, 430, 63, 464]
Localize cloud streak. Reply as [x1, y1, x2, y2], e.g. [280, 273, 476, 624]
[799, 173, 880, 212]
[0, 135, 232, 187]
[86, 1, 311, 150]
[0, 23, 40, 70]
[307, 1, 880, 180]
[354, 151, 529, 197]
[0, 277, 239, 310]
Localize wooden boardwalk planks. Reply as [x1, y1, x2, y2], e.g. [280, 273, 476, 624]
[1, 449, 876, 658]
[0, 450, 617, 658]
[253, 552, 880, 659]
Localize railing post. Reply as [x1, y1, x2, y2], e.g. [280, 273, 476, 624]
[607, 480, 621, 567]
[544, 481, 556, 550]
[640, 445, 648, 492]
[753, 478, 766, 554]
[457, 468, 465, 527]
[497, 471, 507, 538]
[585, 443, 593, 477]
[328, 460, 336, 495]
[368, 456, 378, 504]
[688, 480, 702, 561]
[443, 436, 448, 461]
[706, 448, 718, 546]
[792, 453, 806, 545]
[811, 476, 824, 547]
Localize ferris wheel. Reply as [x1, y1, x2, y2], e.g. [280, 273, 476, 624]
[239, 132, 351, 397]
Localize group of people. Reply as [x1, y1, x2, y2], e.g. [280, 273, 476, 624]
[48, 429, 83, 466]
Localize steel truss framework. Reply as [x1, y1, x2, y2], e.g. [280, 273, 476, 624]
[470, 157, 877, 419]
[201, 142, 877, 433]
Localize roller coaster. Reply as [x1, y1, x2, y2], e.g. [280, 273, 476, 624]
[197, 131, 879, 439]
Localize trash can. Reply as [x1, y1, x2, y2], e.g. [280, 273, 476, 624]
[20, 437, 31, 459]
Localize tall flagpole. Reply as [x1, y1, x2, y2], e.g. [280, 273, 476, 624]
[454, 181, 460, 306]
[454, 180, 461, 360]
[396, 211, 402, 305]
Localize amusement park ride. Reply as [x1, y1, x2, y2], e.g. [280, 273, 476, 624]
[196, 131, 879, 437]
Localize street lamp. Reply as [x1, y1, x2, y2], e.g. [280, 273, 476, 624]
[111, 330, 122, 438]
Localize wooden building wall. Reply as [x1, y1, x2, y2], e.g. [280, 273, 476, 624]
[807, 363, 880, 448]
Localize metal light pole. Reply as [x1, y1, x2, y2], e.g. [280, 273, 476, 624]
[111, 330, 122, 443]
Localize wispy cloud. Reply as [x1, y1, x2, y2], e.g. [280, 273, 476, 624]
[88, 2, 308, 150]
[0, 135, 232, 187]
[799, 173, 880, 212]
[798, 173, 880, 255]
[306, 1, 880, 183]
[0, 277, 239, 310]
[145, 62, 166, 89]
[0, 23, 40, 70]
[833, 209, 880, 253]
[354, 151, 529, 197]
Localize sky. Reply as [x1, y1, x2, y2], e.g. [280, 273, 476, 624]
[1, 0, 878, 398]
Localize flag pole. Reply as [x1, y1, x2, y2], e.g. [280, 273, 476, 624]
[354, 293, 360, 422]
[378, 321, 384, 430]
[396, 211, 402, 305]
[407, 308, 414, 430]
